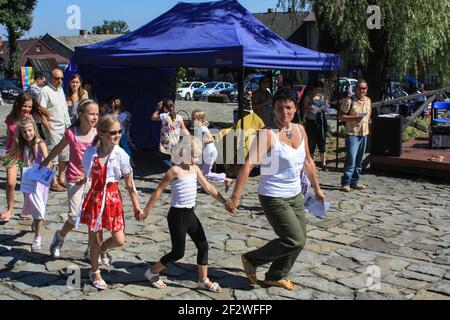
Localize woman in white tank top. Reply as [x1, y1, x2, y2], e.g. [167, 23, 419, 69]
[226, 88, 326, 291]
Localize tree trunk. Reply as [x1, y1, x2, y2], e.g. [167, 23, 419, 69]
[365, 29, 388, 102]
[6, 25, 19, 78]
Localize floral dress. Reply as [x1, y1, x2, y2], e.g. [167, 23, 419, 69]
[80, 158, 125, 232]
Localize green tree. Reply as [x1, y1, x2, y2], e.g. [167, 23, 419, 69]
[0, 0, 37, 78]
[92, 20, 130, 34]
[276, 0, 450, 100]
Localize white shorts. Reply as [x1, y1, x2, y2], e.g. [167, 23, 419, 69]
[45, 128, 69, 164]
[67, 182, 84, 226]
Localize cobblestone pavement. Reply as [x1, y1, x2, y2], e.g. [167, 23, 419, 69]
[0, 102, 449, 300]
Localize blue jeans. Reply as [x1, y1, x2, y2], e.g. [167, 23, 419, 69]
[341, 135, 367, 187]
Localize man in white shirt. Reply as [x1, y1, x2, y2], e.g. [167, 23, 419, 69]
[38, 68, 71, 192]
[29, 72, 46, 100]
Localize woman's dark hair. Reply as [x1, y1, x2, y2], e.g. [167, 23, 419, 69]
[68, 74, 85, 101]
[273, 88, 298, 106]
[9, 92, 50, 122]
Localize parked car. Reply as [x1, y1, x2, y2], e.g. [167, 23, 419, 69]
[218, 84, 254, 102]
[193, 82, 232, 101]
[0, 80, 22, 100]
[176, 81, 204, 100]
[339, 77, 358, 96]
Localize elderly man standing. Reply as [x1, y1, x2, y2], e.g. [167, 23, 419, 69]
[338, 79, 371, 192]
[38, 68, 70, 192]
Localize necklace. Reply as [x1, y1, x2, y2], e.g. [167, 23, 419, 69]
[275, 120, 293, 140]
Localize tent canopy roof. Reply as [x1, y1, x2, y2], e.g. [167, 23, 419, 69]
[74, 0, 339, 70]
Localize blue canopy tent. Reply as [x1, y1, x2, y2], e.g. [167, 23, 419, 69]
[70, 0, 340, 148]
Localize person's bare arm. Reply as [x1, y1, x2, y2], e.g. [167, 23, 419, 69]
[142, 167, 177, 220]
[195, 166, 226, 205]
[123, 172, 142, 220]
[226, 129, 272, 213]
[298, 125, 325, 202]
[40, 136, 69, 168]
[151, 101, 164, 121]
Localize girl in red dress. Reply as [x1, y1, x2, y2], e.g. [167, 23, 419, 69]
[77, 115, 142, 290]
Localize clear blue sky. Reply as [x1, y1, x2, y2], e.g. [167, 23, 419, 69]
[1, 0, 281, 39]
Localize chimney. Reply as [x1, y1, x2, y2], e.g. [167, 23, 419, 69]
[267, 8, 273, 13]
[79, 29, 88, 37]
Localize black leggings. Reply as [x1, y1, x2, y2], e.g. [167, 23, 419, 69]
[160, 207, 209, 266]
[305, 119, 326, 154]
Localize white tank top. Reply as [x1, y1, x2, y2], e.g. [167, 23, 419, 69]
[171, 172, 197, 208]
[258, 126, 306, 198]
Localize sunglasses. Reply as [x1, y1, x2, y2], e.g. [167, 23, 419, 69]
[358, 86, 368, 90]
[53, 76, 64, 80]
[105, 129, 123, 136]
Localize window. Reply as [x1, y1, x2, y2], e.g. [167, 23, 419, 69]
[36, 45, 42, 53]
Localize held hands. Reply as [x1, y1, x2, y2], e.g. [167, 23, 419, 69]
[225, 195, 240, 215]
[134, 207, 144, 222]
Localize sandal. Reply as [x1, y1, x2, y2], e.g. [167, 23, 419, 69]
[50, 182, 65, 192]
[0, 211, 13, 222]
[100, 250, 112, 267]
[89, 269, 108, 290]
[264, 279, 295, 291]
[241, 254, 257, 284]
[144, 268, 167, 289]
[198, 278, 222, 293]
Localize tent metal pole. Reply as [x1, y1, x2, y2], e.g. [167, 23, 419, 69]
[335, 68, 341, 170]
[237, 66, 245, 121]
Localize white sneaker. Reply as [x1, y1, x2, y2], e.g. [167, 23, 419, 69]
[31, 237, 42, 252]
[49, 231, 64, 258]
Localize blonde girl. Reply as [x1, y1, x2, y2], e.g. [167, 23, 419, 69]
[140, 136, 228, 293]
[77, 115, 142, 290]
[9, 116, 51, 251]
[1, 92, 50, 222]
[40, 100, 99, 259]
[191, 110, 234, 192]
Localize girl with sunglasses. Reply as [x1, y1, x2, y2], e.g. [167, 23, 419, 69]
[76, 115, 142, 290]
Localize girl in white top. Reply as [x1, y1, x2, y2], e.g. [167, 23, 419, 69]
[227, 88, 325, 291]
[192, 110, 234, 192]
[139, 136, 228, 293]
[76, 115, 142, 290]
[9, 116, 50, 252]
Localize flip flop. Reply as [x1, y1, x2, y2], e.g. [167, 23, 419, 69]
[0, 211, 13, 222]
[264, 279, 295, 290]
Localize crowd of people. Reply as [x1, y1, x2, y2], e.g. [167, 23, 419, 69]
[0, 67, 375, 293]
